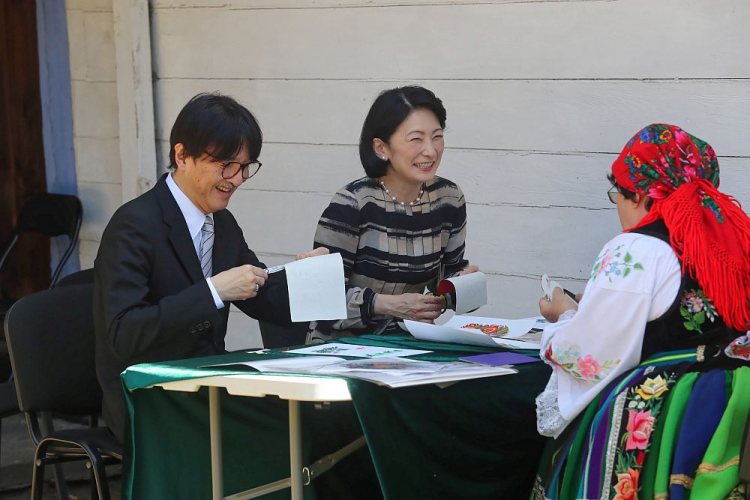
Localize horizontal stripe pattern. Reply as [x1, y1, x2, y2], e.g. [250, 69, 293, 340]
[309, 175, 469, 342]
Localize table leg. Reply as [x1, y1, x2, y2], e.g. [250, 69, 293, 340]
[289, 400, 303, 500]
[209, 386, 224, 500]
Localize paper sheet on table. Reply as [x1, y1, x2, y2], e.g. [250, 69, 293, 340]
[202, 356, 345, 372]
[436, 272, 487, 314]
[284, 252, 347, 322]
[285, 343, 431, 358]
[404, 315, 540, 350]
[316, 357, 516, 388]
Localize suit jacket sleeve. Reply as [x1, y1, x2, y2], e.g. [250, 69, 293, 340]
[95, 211, 221, 361]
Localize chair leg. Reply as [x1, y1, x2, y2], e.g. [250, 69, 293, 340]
[41, 412, 68, 500]
[90, 466, 98, 500]
[83, 446, 111, 500]
[30, 442, 47, 500]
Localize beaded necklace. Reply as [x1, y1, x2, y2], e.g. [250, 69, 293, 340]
[379, 180, 425, 207]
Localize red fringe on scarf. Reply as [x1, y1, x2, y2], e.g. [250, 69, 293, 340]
[628, 180, 750, 331]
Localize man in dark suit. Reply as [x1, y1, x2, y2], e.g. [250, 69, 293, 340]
[93, 93, 321, 442]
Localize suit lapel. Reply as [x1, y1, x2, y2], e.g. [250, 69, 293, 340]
[155, 175, 205, 284]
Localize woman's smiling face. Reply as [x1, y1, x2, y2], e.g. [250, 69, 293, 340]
[378, 108, 444, 188]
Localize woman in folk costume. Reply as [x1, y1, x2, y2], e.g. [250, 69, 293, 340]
[534, 124, 750, 500]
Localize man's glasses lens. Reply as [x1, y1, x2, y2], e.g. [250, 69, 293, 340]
[607, 186, 619, 204]
[221, 161, 262, 180]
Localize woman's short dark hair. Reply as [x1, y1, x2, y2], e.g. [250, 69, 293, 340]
[359, 86, 447, 178]
[168, 92, 262, 169]
[607, 173, 654, 211]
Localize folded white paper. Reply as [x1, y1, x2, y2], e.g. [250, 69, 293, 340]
[437, 272, 488, 314]
[284, 253, 347, 322]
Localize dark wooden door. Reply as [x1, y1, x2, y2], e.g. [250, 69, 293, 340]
[0, 0, 50, 301]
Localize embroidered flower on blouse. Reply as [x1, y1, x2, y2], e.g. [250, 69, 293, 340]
[577, 355, 601, 379]
[680, 289, 718, 334]
[590, 245, 645, 282]
[546, 346, 619, 382]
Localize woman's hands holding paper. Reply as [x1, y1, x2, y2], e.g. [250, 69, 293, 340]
[295, 246, 330, 261]
[539, 287, 579, 323]
[458, 265, 480, 276]
[374, 293, 445, 323]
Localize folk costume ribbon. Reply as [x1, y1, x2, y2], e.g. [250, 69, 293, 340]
[611, 124, 750, 331]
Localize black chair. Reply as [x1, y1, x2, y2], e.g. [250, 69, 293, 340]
[0, 193, 83, 319]
[259, 320, 310, 349]
[0, 193, 83, 401]
[54, 268, 94, 288]
[4, 284, 122, 500]
[0, 379, 18, 456]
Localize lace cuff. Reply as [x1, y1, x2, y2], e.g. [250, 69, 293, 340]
[559, 309, 577, 322]
[535, 371, 571, 438]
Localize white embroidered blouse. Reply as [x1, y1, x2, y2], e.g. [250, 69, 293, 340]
[536, 231, 681, 438]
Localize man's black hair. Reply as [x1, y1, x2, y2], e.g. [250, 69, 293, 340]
[168, 92, 262, 168]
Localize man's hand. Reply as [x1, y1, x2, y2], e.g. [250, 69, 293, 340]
[373, 293, 445, 323]
[458, 265, 480, 276]
[539, 287, 578, 323]
[211, 265, 268, 302]
[295, 247, 330, 260]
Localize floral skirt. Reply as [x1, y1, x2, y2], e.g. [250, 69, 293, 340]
[532, 350, 750, 500]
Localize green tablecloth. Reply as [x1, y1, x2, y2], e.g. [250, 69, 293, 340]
[121, 335, 551, 500]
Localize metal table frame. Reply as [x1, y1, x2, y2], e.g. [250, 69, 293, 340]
[155, 374, 352, 500]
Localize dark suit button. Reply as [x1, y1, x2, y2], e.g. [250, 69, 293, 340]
[190, 327, 196, 334]
[197, 324, 203, 331]
[204, 321, 210, 328]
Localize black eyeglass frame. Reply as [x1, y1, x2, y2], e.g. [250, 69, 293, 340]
[204, 151, 262, 180]
[607, 185, 620, 204]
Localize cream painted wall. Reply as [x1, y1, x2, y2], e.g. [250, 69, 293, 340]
[69, 0, 750, 350]
[66, 0, 123, 270]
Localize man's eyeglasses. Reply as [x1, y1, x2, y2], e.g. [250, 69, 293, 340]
[205, 152, 262, 180]
[607, 185, 620, 204]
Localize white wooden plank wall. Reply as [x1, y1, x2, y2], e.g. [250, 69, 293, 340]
[66, 0, 123, 269]
[86, 0, 750, 348]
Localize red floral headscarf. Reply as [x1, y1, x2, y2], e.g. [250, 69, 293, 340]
[612, 124, 750, 331]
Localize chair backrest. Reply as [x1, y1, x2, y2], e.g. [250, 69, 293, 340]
[54, 268, 94, 288]
[15, 193, 82, 239]
[3, 284, 101, 415]
[0, 193, 83, 287]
